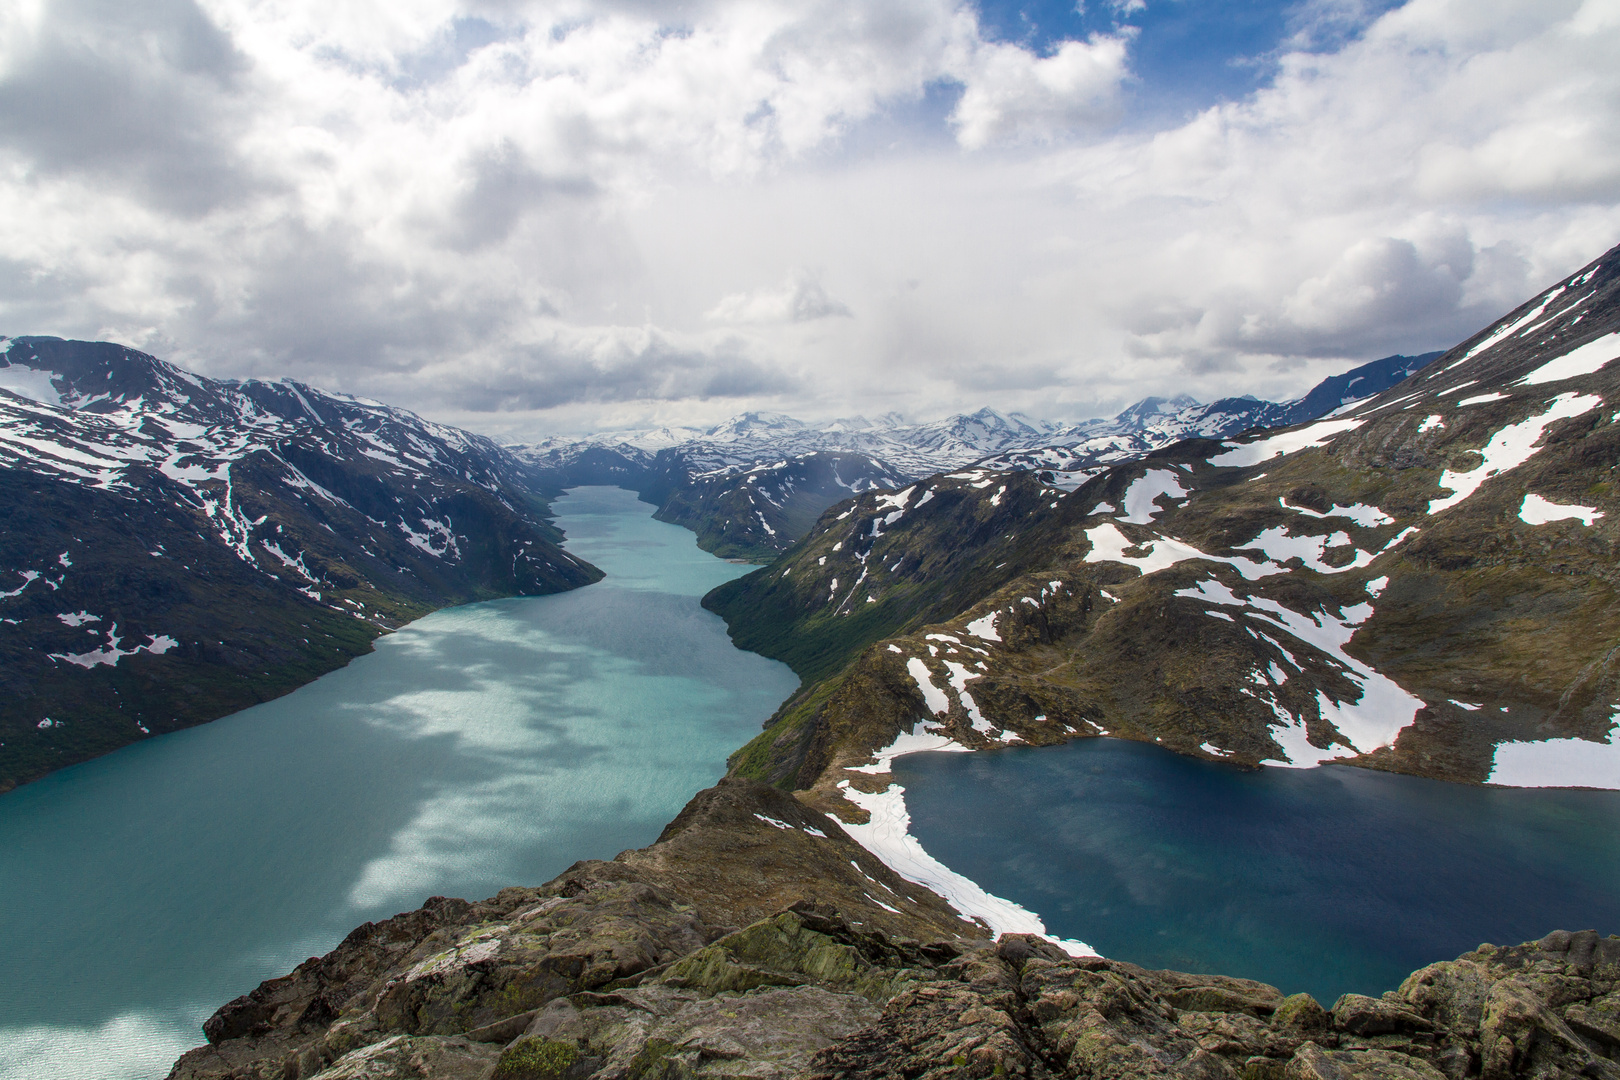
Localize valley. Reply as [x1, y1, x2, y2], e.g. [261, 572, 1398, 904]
[2, 244, 1619, 1080]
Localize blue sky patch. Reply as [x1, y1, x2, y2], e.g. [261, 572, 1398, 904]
[973, 0, 1406, 125]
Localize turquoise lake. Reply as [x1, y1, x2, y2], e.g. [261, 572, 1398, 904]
[0, 486, 799, 1080]
[8, 484, 1620, 1078]
[895, 737, 1620, 1006]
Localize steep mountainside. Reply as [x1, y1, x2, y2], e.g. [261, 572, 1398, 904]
[643, 452, 912, 562]
[519, 355, 1440, 562]
[0, 337, 599, 790]
[169, 778, 1620, 1080]
[712, 243, 1620, 808]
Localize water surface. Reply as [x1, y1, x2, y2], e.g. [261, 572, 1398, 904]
[896, 737, 1620, 1006]
[0, 486, 797, 1080]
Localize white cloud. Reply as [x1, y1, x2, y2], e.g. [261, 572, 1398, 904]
[950, 34, 1131, 149]
[706, 270, 853, 324]
[0, 0, 1617, 435]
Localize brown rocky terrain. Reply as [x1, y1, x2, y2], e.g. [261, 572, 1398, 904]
[166, 779, 1619, 1080]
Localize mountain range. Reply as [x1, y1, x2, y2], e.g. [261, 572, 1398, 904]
[517, 350, 1442, 560]
[0, 333, 1440, 789]
[706, 242, 1620, 812]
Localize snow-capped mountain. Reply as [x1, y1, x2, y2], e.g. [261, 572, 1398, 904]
[512, 407, 1084, 559]
[515, 406, 1065, 486]
[711, 240, 1620, 796]
[976, 353, 1443, 489]
[515, 354, 1442, 560]
[0, 336, 598, 791]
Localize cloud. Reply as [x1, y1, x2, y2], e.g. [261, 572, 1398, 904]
[0, 0, 256, 214]
[951, 34, 1131, 149]
[0, 0, 1617, 434]
[406, 323, 802, 411]
[705, 271, 853, 324]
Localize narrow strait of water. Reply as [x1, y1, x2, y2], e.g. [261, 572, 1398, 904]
[0, 486, 799, 1080]
[895, 737, 1620, 1007]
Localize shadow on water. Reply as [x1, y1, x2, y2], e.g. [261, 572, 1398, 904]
[895, 737, 1620, 1007]
[0, 487, 798, 1079]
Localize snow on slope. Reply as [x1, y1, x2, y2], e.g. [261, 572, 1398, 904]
[0, 336, 589, 624]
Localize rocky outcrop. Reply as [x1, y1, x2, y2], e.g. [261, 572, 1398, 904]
[168, 780, 1620, 1080]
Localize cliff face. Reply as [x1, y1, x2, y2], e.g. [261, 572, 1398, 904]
[168, 779, 1620, 1080]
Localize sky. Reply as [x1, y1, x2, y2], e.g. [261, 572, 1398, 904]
[1, 0, 1618, 438]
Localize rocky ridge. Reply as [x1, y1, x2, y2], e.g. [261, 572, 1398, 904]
[0, 337, 600, 790]
[167, 779, 1620, 1080]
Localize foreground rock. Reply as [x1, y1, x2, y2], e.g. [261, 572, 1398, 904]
[168, 781, 1619, 1080]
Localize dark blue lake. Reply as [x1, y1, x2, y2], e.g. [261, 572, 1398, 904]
[895, 737, 1620, 1006]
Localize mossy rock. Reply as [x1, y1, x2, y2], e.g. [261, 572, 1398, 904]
[1272, 993, 1329, 1033]
[494, 1036, 582, 1080]
[627, 1037, 696, 1080]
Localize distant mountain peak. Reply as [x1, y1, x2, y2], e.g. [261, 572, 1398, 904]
[1113, 395, 1202, 428]
[705, 411, 806, 440]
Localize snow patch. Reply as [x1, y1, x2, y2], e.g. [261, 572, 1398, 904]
[1208, 418, 1363, 468]
[1237, 525, 1373, 575]
[1117, 469, 1190, 524]
[1452, 284, 1567, 367]
[1278, 498, 1393, 528]
[1176, 577, 1423, 766]
[943, 660, 993, 733]
[847, 720, 973, 774]
[907, 658, 952, 717]
[1488, 729, 1620, 789]
[1518, 331, 1620, 387]
[838, 780, 1096, 956]
[1429, 393, 1602, 514]
[964, 612, 1001, 642]
[1520, 494, 1603, 526]
[1, 569, 41, 598]
[49, 626, 178, 669]
[1084, 523, 1279, 580]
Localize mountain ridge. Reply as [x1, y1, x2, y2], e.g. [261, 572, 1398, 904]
[516, 351, 1444, 562]
[706, 241, 1620, 811]
[0, 336, 601, 791]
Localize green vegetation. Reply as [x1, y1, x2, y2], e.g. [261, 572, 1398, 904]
[495, 1036, 580, 1080]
